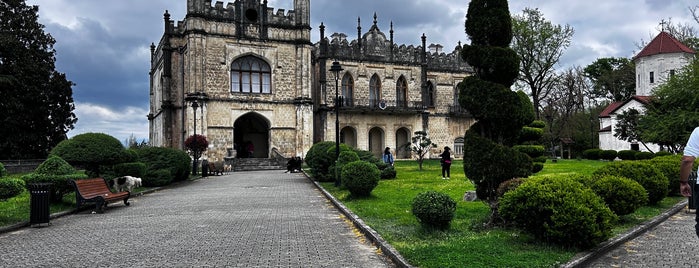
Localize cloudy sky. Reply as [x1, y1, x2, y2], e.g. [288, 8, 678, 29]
[24, 0, 698, 145]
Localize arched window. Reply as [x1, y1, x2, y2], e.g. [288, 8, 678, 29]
[230, 56, 271, 94]
[341, 73, 354, 107]
[396, 76, 407, 107]
[370, 74, 381, 107]
[427, 82, 435, 107]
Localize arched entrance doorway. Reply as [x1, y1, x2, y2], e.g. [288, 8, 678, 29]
[340, 126, 357, 148]
[395, 127, 410, 159]
[368, 127, 384, 158]
[234, 112, 270, 158]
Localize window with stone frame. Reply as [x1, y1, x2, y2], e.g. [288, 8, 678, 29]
[230, 56, 271, 94]
[396, 76, 408, 107]
[341, 73, 354, 107]
[370, 74, 382, 107]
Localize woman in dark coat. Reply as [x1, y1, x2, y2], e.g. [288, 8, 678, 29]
[439, 146, 452, 179]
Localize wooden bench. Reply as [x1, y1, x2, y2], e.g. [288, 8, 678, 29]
[70, 178, 130, 213]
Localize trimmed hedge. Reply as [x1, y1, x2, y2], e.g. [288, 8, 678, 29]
[617, 150, 637, 160]
[341, 161, 380, 197]
[499, 176, 617, 249]
[21, 173, 89, 203]
[512, 145, 545, 158]
[599, 150, 618, 161]
[582, 149, 602, 160]
[50, 132, 129, 177]
[136, 147, 191, 183]
[112, 162, 147, 178]
[635, 151, 654, 160]
[35, 155, 75, 176]
[411, 191, 457, 230]
[645, 155, 683, 196]
[380, 166, 397, 179]
[143, 169, 173, 187]
[589, 175, 648, 216]
[0, 178, 25, 200]
[592, 161, 668, 204]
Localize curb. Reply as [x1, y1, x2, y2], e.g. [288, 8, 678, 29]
[302, 171, 413, 268]
[561, 199, 688, 267]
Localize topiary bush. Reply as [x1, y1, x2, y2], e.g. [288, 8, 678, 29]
[645, 155, 683, 196]
[0, 178, 25, 200]
[512, 145, 545, 158]
[305, 141, 340, 182]
[589, 175, 648, 216]
[112, 162, 147, 178]
[35, 155, 76, 176]
[341, 160, 380, 197]
[599, 150, 618, 161]
[50, 132, 130, 177]
[635, 151, 654, 160]
[143, 169, 173, 187]
[380, 166, 397, 179]
[411, 191, 457, 230]
[531, 162, 544, 173]
[135, 147, 191, 182]
[582, 148, 602, 160]
[592, 161, 668, 204]
[499, 176, 617, 249]
[654, 151, 672, 157]
[497, 178, 526, 197]
[617, 150, 637, 160]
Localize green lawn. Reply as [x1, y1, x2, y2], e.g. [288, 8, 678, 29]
[320, 159, 683, 268]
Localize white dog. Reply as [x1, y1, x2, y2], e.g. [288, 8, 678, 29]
[111, 176, 142, 192]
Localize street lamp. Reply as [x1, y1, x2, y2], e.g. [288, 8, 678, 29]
[191, 99, 199, 175]
[330, 61, 343, 187]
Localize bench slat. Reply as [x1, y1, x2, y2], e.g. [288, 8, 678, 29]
[71, 178, 130, 213]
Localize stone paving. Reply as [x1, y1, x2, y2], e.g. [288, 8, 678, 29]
[0, 171, 394, 267]
[583, 208, 699, 267]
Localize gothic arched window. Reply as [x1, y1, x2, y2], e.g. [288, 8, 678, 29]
[341, 73, 354, 107]
[370, 74, 381, 107]
[427, 82, 435, 107]
[230, 56, 271, 94]
[396, 76, 407, 107]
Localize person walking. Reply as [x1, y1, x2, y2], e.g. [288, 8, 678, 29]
[439, 146, 452, 179]
[383, 147, 394, 166]
[680, 127, 699, 238]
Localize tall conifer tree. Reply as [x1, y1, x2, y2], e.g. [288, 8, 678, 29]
[0, 0, 77, 159]
[458, 0, 534, 224]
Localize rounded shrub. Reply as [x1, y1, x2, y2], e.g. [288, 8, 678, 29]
[21, 173, 89, 203]
[528, 120, 546, 128]
[35, 155, 76, 176]
[635, 151, 654, 160]
[518, 127, 544, 142]
[532, 156, 547, 163]
[589, 175, 648, 216]
[592, 161, 668, 204]
[411, 191, 457, 230]
[617, 150, 637, 160]
[305, 141, 341, 182]
[135, 147, 191, 182]
[112, 162, 147, 178]
[645, 155, 683, 196]
[497, 178, 526, 197]
[380, 166, 397, 179]
[50, 132, 129, 177]
[512, 145, 545, 158]
[531, 162, 544, 173]
[582, 149, 602, 160]
[499, 176, 617, 249]
[0, 178, 25, 200]
[341, 161, 380, 197]
[599, 150, 618, 161]
[143, 169, 173, 187]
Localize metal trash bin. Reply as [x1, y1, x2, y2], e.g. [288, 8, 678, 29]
[690, 171, 698, 210]
[28, 183, 52, 227]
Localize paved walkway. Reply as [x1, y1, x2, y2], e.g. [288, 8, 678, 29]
[581, 207, 699, 267]
[0, 171, 394, 267]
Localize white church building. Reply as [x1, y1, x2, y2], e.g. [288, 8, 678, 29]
[598, 31, 695, 152]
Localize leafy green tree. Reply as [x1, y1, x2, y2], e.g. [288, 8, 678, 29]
[459, 0, 533, 225]
[638, 57, 699, 153]
[583, 57, 636, 102]
[50, 133, 129, 177]
[402, 131, 436, 171]
[511, 8, 574, 119]
[614, 108, 654, 152]
[0, 0, 77, 159]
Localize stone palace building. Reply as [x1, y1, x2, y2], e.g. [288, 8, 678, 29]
[148, 0, 474, 163]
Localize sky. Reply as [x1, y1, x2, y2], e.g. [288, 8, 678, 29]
[24, 0, 698, 145]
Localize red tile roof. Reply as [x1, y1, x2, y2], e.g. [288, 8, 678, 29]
[633, 31, 695, 60]
[598, 96, 653, 118]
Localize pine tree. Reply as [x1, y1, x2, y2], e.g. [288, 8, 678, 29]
[458, 0, 534, 224]
[0, 0, 77, 159]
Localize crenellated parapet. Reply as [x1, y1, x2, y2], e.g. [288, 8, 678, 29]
[316, 13, 471, 73]
[185, 0, 307, 28]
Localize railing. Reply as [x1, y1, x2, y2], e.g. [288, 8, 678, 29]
[328, 97, 424, 112]
[449, 105, 472, 116]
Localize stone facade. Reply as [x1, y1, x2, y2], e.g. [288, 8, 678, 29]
[149, 0, 474, 162]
